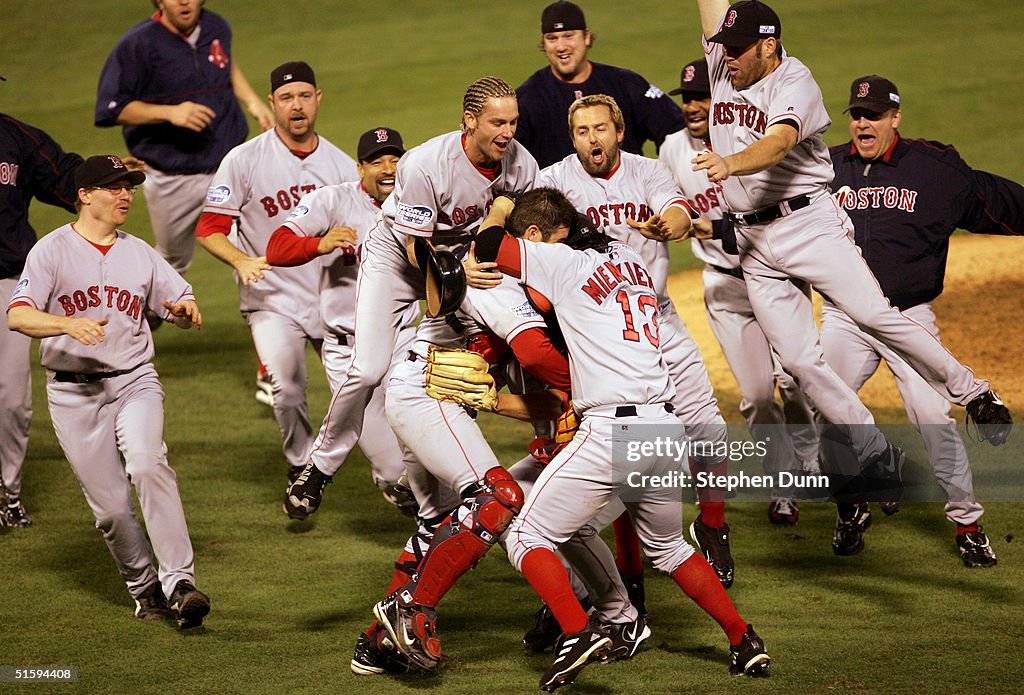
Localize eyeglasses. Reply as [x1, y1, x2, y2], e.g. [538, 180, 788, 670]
[92, 183, 136, 194]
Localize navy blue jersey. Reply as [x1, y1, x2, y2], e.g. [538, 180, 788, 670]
[95, 9, 247, 173]
[831, 135, 1024, 310]
[0, 113, 82, 279]
[515, 62, 685, 169]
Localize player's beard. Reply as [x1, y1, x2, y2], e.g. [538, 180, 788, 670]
[582, 145, 617, 177]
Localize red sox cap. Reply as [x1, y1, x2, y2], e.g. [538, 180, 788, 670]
[75, 155, 146, 190]
[357, 127, 405, 162]
[707, 0, 781, 45]
[270, 61, 317, 93]
[541, 1, 587, 33]
[669, 59, 711, 97]
[844, 75, 901, 114]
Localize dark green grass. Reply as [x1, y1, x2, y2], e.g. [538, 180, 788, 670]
[3, 2, 1024, 693]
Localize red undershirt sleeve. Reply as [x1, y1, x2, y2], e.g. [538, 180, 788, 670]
[509, 327, 571, 392]
[195, 211, 233, 238]
[265, 226, 322, 267]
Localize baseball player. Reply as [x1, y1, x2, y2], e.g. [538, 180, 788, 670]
[516, 1, 685, 168]
[539, 93, 736, 588]
[195, 61, 359, 482]
[264, 126, 418, 510]
[825, 75, 1024, 563]
[659, 58, 818, 525]
[283, 76, 538, 520]
[475, 188, 769, 691]
[6, 155, 209, 629]
[96, 0, 273, 276]
[0, 106, 84, 528]
[691, 0, 1010, 503]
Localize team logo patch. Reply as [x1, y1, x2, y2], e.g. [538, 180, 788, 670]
[374, 128, 390, 143]
[286, 205, 310, 220]
[12, 277, 29, 298]
[683, 65, 696, 83]
[724, 9, 737, 27]
[511, 300, 540, 319]
[208, 39, 229, 69]
[890, 92, 901, 104]
[397, 203, 434, 227]
[644, 84, 665, 99]
[108, 155, 126, 169]
[206, 185, 231, 204]
[759, 24, 775, 34]
[857, 81, 871, 98]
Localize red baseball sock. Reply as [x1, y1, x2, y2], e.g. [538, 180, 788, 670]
[689, 457, 727, 527]
[364, 550, 421, 638]
[672, 554, 747, 646]
[956, 523, 979, 536]
[521, 548, 589, 634]
[612, 511, 644, 576]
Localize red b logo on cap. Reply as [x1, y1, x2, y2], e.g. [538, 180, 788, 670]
[724, 9, 737, 27]
[108, 155, 125, 169]
[374, 128, 389, 144]
[857, 82, 870, 98]
[684, 65, 696, 82]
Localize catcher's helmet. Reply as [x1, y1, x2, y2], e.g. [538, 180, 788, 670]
[425, 248, 467, 318]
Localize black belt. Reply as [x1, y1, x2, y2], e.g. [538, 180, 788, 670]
[330, 331, 354, 346]
[711, 264, 743, 280]
[53, 363, 144, 384]
[728, 194, 811, 226]
[615, 403, 674, 418]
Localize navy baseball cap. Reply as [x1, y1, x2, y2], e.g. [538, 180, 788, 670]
[845, 75, 901, 114]
[357, 127, 405, 162]
[75, 155, 146, 189]
[669, 59, 711, 97]
[707, 0, 781, 45]
[270, 61, 317, 93]
[542, 1, 587, 33]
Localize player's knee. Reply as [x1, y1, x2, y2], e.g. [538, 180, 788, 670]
[123, 452, 174, 487]
[483, 466, 524, 516]
[651, 539, 697, 574]
[348, 351, 391, 388]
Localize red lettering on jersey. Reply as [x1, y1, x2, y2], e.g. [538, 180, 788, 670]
[116, 289, 131, 312]
[898, 189, 917, 212]
[596, 264, 616, 290]
[129, 295, 143, 321]
[581, 277, 610, 304]
[58, 295, 75, 316]
[452, 207, 465, 225]
[104, 285, 118, 306]
[301, 184, 317, 195]
[0, 162, 19, 185]
[208, 39, 229, 69]
[290, 185, 301, 204]
[73, 290, 88, 311]
[604, 261, 627, 286]
[622, 261, 640, 285]
[87, 285, 101, 307]
[261, 196, 279, 217]
[276, 190, 293, 211]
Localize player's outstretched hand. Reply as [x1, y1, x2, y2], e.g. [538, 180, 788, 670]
[162, 300, 202, 330]
[232, 255, 272, 285]
[691, 218, 714, 240]
[65, 317, 108, 345]
[627, 214, 689, 242]
[317, 226, 358, 255]
[692, 151, 731, 183]
[168, 101, 216, 132]
[464, 241, 502, 290]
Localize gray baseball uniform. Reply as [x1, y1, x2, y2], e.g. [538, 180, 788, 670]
[8, 224, 199, 601]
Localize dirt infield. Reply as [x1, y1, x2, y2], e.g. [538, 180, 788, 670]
[668, 235, 1022, 422]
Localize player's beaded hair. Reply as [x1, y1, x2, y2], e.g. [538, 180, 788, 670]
[461, 76, 517, 131]
[506, 187, 579, 241]
[568, 94, 625, 133]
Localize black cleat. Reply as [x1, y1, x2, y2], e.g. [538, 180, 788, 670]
[539, 627, 611, 692]
[523, 604, 562, 653]
[351, 629, 412, 675]
[957, 527, 998, 568]
[618, 571, 647, 620]
[729, 624, 771, 677]
[689, 515, 734, 588]
[373, 593, 442, 671]
[864, 442, 905, 506]
[832, 503, 872, 556]
[133, 582, 172, 621]
[2, 496, 33, 528]
[283, 462, 332, 520]
[966, 391, 1012, 445]
[169, 579, 210, 630]
[597, 616, 651, 663]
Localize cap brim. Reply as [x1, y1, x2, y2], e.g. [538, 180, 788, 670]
[359, 146, 405, 163]
[86, 169, 147, 189]
[843, 100, 893, 115]
[669, 87, 712, 97]
[707, 29, 760, 45]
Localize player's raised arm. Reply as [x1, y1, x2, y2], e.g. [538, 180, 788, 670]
[230, 60, 274, 131]
[697, 0, 732, 40]
[692, 123, 799, 182]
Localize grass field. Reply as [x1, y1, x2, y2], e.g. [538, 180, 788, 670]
[3, 1, 1024, 693]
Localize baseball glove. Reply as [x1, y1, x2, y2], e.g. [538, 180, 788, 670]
[425, 345, 498, 412]
[554, 402, 579, 446]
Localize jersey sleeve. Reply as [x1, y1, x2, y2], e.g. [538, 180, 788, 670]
[202, 147, 248, 216]
[516, 239, 587, 304]
[643, 158, 690, 217]
[7, 242, 56, 312]
[766, 66, 830, 140]
[95, 34, 145, 127]
[389, 159, 440, 238]
[962, 168, 1024, 236]
[145, 244, 195, 318]
[16, 121, 83, 213]
[282, 185, 338, 238]
[466, 282, 546, 345]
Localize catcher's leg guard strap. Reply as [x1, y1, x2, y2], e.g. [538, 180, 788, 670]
[401, 467, 523, 607]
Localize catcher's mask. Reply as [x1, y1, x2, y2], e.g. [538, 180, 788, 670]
[424, 247, 467, 318]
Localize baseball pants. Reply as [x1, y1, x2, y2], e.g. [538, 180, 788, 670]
[143, 169, 213, 275]
[46, 364, 195, 599]
[0, 276, 32, 498]
[821, 302, 983, 525]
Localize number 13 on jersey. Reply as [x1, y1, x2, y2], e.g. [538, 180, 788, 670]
[616, 290, 660, 347]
